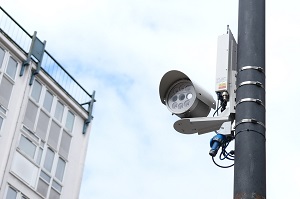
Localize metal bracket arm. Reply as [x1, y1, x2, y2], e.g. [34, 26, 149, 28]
[20, 31, 46, 85]
[82, 90, 96, 134]
[174, 115, 232, 135]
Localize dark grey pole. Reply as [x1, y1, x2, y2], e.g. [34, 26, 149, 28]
[234, 0, 266, 198]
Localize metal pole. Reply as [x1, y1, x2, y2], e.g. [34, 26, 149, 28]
[234, 0, 266, 198]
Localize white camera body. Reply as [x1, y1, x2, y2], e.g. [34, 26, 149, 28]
[159, 27, 237, 136]
[159, 70, 216, 118]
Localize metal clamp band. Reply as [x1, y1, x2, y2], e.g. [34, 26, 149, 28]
[236, 98, 265, 107]
[239, 66, 265, 73]
[237, 81, 265, 89]
[234, 118, 266, 129]
[235, 129, 266, 139]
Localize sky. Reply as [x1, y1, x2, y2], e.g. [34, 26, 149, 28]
[1, 0, 300, 198]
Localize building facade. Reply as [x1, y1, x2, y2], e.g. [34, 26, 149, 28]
[0, 7, 95, 199]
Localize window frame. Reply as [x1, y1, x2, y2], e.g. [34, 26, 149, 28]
[55, 157, 66, 182]
[30, 79, 43, 103]
[0, 113, 4, 134]
[54, 100, 64, 123]
[16, 76, 78, 197]
[0, 74, 15, 109]
[43, 147, 55, 173]
[0, 50, 20, 111]
[17, 134, 37, 159]
[5, 185, 18, 199]
[51, 180, 62, 194]
[65, 110, 75, 133]
[42, 89, 54, 113]
[5, 185, 29, 199]
[0, 46, 6, 69]
[5, 56, 18, 80]
[17, 130, 42, 164]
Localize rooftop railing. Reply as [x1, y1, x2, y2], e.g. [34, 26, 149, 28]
[0, 6, 94, 112]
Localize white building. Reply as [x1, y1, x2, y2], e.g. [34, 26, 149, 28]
[0, 7, 95, 199]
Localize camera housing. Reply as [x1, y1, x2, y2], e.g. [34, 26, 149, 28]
[159, 70, 216, 118]
[158, 28, 237, 136]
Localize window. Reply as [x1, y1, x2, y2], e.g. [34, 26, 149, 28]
[6, 186, 17, 199]
[36, 147, 43, 165]
[0, 47, 5, 68]
[0, 76, 13, 108]
[5, 186, 29, 199]
[59, 131, 71, 159]
[50, 180, 62, 198]
[18, 135, 36, 159]
[36, 110, 50, 140]
[0, 51, 19, 110]
[49, 187, 60, 199]
[48, 120, 61, 149]
[6, 57, 17, 79]
[23, 100, 38, 130]
[31, 80, 42, 103]
[65, 111, 75, 132]
[18, 78, 77, 196]
[40, 170, 51, 183]
[0, 116, 3, 130]
[0, 105, 6, 114]
[54, 101, 64, 122]
[11, 152, 39, 187]
[52, 180, 62, 193]
[55, 158, 66, 181]
[43, 90, 53, 112]
[37, 178, 49, 197]
[37, 154, 65, 198]
[44, 148, 55, 172]
[22, 126, 39, 142]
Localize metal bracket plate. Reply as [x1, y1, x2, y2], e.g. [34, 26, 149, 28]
[174, 116, 231, 135]
[82, 90, 96, 134]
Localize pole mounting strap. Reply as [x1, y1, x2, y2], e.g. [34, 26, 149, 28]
[236, 98, 265, 107]
[239, 65, 265, 73]
[235, 129, 266, 139]
[237, 81, 265, 89]
[234, 118, 265, 129]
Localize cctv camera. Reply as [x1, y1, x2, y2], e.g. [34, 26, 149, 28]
[159, 70, 216, 118]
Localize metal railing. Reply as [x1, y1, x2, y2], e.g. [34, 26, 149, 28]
[42, 52, 92, 106]
[0, 7, 93, 111]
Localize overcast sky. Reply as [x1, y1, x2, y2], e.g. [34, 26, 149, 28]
[2, 0, 300, 198]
